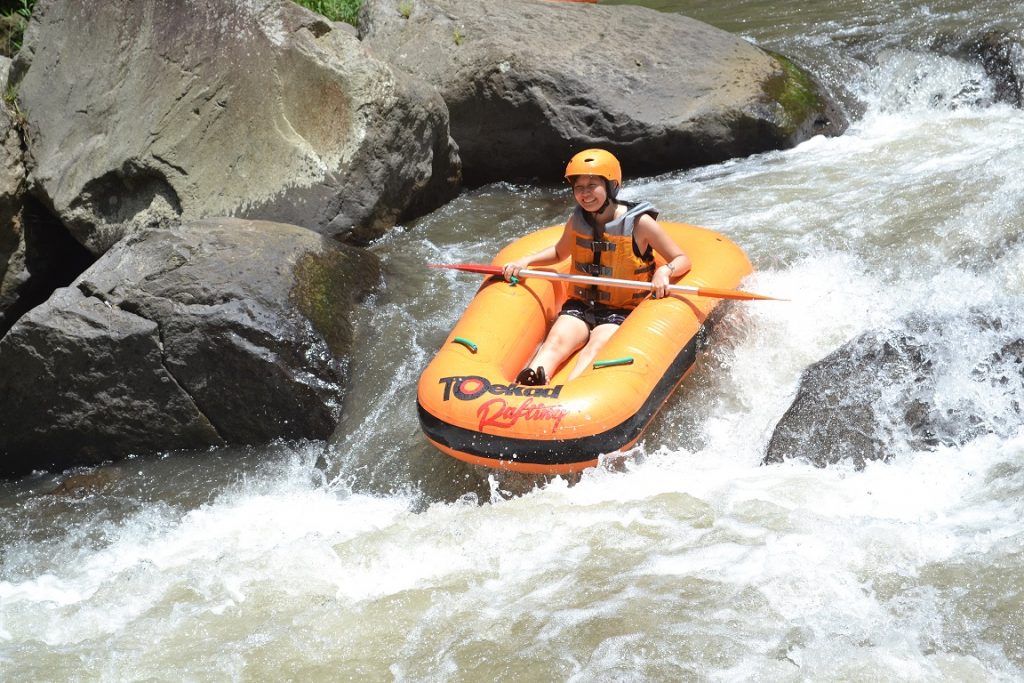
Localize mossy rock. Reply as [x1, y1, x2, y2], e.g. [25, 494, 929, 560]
[764, 51, 841, 142]
[292, 246, 380, 359]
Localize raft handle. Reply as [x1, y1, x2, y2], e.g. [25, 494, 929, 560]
[593, 357, 634, 369]
[452, 337, 478, 353]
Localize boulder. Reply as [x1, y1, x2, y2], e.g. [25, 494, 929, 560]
[958, 31, 1023, 107]
[0, 217, 379, 476]
[764, 313, 1024, 469]
[1, 56, 96, 340]
[10, 0, 460, 252]
[359, 0, 846, 185]
[929, 30, 1024, 108]
[0, 197, 96, 339]
[0, 55, 27, 328]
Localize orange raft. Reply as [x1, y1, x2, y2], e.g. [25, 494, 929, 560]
[417, 222, 753, 475]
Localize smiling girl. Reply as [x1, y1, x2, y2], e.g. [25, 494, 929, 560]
[502, 149, 691, 386]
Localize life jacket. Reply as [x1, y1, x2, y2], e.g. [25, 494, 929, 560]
[568, 201, 657, 309]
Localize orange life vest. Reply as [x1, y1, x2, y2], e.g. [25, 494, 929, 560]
[568, 201, 657, 309]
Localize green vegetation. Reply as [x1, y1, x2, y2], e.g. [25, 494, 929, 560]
[0, 0, 33, 57]
[292, 0, 363, 26]
[2, 61, 23, 124]
[399, 0, 413, 19]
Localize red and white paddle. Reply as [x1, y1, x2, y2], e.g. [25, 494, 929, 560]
[430, 263, 785, 301]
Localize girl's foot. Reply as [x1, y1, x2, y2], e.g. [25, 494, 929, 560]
[515, 366, 547, 386]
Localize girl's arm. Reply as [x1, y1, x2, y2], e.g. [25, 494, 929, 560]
[502, 224, 574, 280]
[636, 214, 691, 298]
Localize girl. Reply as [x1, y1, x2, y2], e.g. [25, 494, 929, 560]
[502, 149, 691, 385]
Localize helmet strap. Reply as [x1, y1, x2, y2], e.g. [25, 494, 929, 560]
[596, 179, 619, 215]
[583, 196, 616, 223]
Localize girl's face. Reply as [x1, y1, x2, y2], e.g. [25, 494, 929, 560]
[572, 174, 608, 212]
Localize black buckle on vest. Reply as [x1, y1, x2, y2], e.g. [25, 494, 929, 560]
[576, 236, 617, 253]
[573, 286, 610, 302]
[574, 261, 612, 276]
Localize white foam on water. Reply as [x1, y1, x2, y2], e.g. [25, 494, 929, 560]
[2, 425, 1022, 678]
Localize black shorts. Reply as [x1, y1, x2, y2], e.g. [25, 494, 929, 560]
[559, 299, 630, 330]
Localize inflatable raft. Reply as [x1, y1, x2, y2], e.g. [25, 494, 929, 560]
[417, 222, 754, 474]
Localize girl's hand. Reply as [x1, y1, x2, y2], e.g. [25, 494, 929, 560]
[502, 260, 528, 282]
[651, 264, 673, 299]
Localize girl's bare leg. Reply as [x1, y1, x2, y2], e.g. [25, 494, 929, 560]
[526, 315, 589, 380]
[567, 323, 618, 381]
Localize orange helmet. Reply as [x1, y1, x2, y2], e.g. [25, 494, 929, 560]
[564, 149, 622, 187]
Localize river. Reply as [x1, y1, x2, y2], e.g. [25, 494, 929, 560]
[2, 1, 1023, 680]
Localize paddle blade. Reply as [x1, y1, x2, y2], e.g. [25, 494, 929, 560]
[691, 285, 787, 301]
[428, 263, 503, 276]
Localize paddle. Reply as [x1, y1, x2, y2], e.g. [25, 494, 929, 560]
[430, 263, 784, 301]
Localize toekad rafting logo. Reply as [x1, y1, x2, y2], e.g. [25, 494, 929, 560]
[438, 375, 564, 401]
[438, 375, 571, 432]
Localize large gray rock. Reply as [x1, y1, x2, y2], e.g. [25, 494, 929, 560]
[0, 57, 91, 339]
[0, 55, 27, 327]
[360, 0, 846, 184]
[765, 313, 1024, 469]
[11, 0, 460, 252]
[0, 217, 379, 476]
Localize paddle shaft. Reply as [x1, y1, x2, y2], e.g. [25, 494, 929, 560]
[430, 263, 782, 301]
[517, 267, 725, 298]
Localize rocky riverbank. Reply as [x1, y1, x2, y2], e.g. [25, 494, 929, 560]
[0, 0, 847, 477]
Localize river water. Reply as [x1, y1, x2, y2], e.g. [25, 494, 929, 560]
[2, 1, 1023, 680]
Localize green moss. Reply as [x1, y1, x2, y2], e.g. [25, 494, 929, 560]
[764, 51, 823, 136]
[290, 247, 380, 359]
[292, 0, 363, 26]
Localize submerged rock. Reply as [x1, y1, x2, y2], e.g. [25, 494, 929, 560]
[970, 31, 1024, 107]
[47, 465, 123, 498]
[360, 0, 846, 185]
[935, 30, 1024, 108]
[765, 312, 1024, 469]
[0, 217, 379, 477]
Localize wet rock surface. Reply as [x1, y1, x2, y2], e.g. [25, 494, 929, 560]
[0, 217, 379, 476]
[765, 312, 1024, 469]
